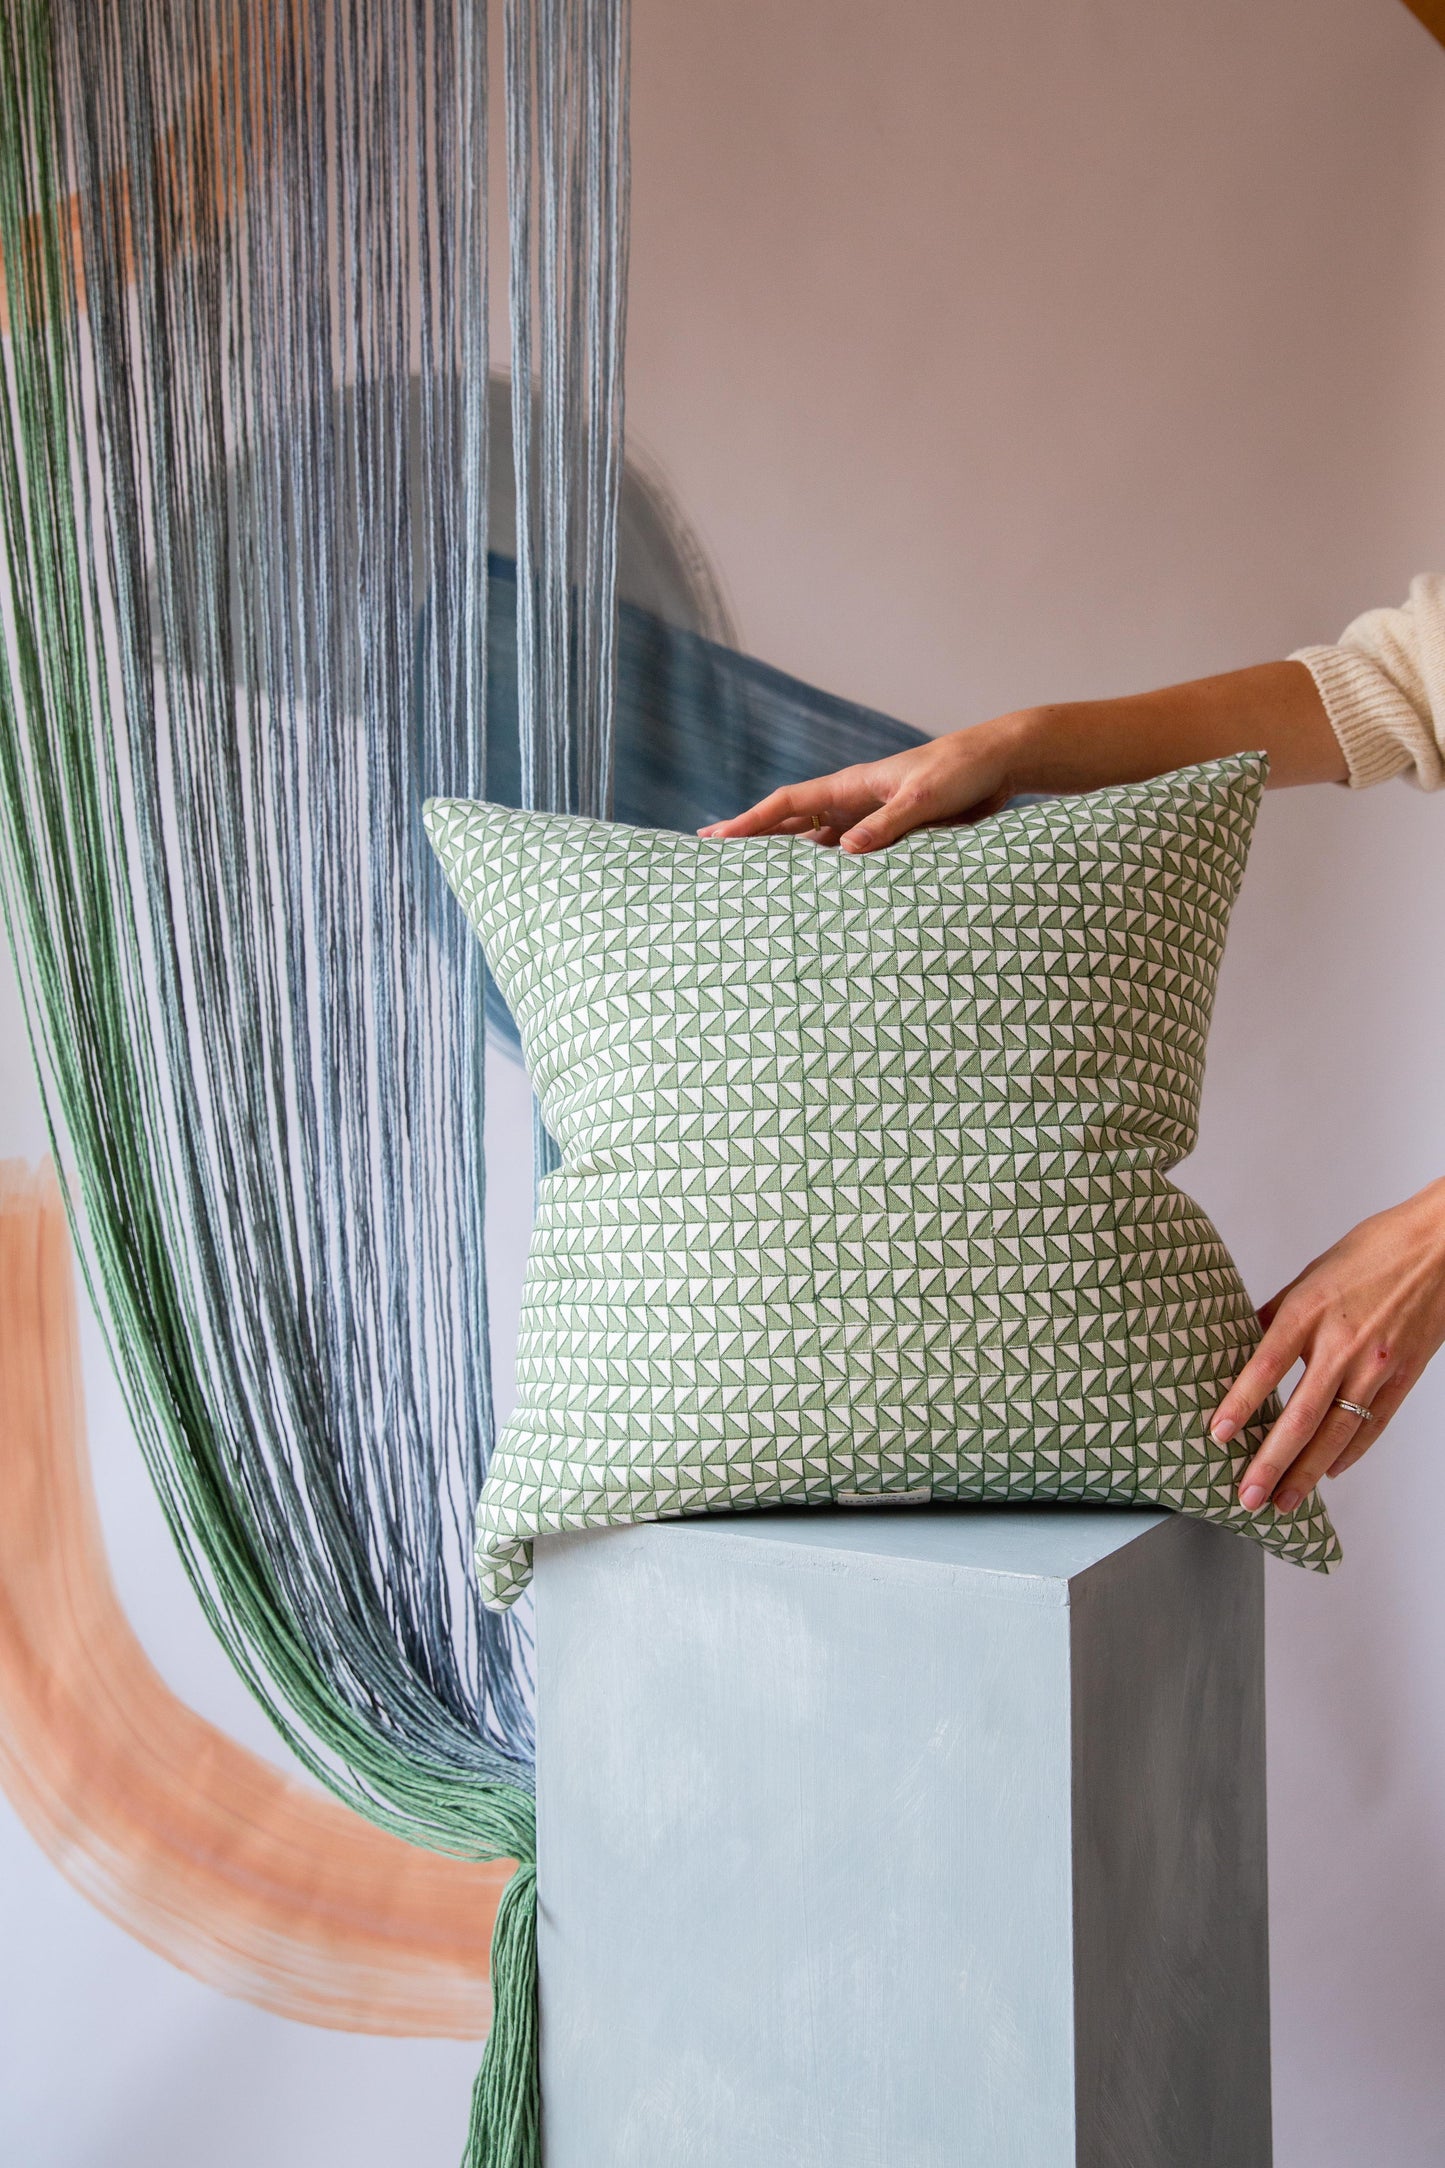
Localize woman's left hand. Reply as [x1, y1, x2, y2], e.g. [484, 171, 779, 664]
[1210, 1177, 1445, 1516]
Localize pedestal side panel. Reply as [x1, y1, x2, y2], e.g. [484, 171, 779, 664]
[1070, 1516, 1270, 2168]
[537, 1516, 1082, 2168]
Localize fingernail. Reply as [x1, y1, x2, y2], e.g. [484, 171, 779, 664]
[1210, 1417, 1236, 1445]
[1274, 1488, 1301, 1516]
[1239, 1482, 1267, 1511]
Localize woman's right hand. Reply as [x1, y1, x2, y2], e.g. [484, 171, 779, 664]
[696, 713, 1033, 854]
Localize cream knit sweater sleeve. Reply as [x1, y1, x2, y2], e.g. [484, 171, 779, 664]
[1291, 573, 1445, 790]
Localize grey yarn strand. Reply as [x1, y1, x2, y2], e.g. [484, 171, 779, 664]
[0, 0, 626, 1850]
[54, 0, 525, 1797]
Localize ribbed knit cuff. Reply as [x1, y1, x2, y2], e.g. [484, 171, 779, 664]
[1289, 643, 1416, 790]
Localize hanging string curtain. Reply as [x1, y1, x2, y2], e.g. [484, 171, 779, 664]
[0, 0, 629, 2159]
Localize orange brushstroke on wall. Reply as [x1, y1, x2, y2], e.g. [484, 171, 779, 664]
[0, 1159, 507, 2039]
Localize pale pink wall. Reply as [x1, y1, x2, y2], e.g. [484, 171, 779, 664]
[626, 0, 1445, 731]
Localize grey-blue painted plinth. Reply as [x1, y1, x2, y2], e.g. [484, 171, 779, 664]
[534, 1506, 1269, 2168]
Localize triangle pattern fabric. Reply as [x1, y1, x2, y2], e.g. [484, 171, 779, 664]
[425, 754, 1340, 1610]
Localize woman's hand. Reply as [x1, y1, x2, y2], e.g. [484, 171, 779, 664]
[696, 714, 1030, 853]
[1212, 1178, 1445, 1515]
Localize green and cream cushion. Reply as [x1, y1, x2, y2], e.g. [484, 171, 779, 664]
[425, 753, 1340, 1610]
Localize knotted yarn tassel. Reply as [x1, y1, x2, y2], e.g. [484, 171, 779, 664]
[462, 1858, 540, 2168]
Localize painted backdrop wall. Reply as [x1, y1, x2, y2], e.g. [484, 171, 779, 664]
[3, 0, 1444, 2161]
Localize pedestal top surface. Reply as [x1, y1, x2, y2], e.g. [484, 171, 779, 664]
[596, 1503, 1174, 1593]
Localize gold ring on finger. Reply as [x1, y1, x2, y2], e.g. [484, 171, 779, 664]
[1332, 1397, 1373, 1422]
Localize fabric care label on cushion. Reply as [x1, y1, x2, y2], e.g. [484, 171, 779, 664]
[425, 754, 1340, 1611]
[835, 1488, 935, 1507]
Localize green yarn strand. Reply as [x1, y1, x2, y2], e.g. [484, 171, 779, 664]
[463, 1858, 542, 2168]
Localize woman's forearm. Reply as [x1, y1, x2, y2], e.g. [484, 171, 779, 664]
[1005, 660, 1346, 797]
